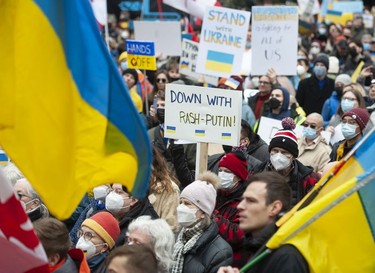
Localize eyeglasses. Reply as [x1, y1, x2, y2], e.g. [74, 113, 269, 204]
[77, 229, 96, 241]
[342, 119, 358, 126]
[259, 81, 271, 85]
[342, 97, 357, 102]
[17, 193, 31, 200]
[270, 149, 292, 158]
[156, 78, 167, 83]
[303, 122, 317, 129]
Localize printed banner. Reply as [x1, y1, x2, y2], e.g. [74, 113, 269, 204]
[180, 39, 218, 86]
[196, 6, 251, 78]
[126, 40, 156, 70]
[164, 84, 242, 146]
[251, 6, 299, 76]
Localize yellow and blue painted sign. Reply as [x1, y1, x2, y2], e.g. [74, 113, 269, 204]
[126, 40, 157, 71]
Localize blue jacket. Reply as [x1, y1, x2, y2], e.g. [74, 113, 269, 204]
[321, 91, 340, 127]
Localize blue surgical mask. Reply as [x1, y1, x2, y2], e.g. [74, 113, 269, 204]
[313, 66, 327, 78]
[341, 123, 359, 139]
[341, 99, 355, 113]
[303, 127, 317, 140]
[363, 43, 371, 51]
[120, 61, 128, 71]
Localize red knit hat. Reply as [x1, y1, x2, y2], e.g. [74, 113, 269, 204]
[269, 117, 299, 158]
[342, 108, 370, 131]
[82, 211, 120, 249]
[218, 153, 248, 181]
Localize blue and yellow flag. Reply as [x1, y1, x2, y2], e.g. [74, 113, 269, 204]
[0, 0, 151, 219]
[266, 129, 375, 272]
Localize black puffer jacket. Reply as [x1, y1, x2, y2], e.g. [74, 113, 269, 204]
[182, 222, 233, 273]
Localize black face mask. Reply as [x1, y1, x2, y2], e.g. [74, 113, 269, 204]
[156, 108, 165, 123]
[27, 206, 43, 222]
[269, 97, 281, 109]
[336, 86, 344, 97]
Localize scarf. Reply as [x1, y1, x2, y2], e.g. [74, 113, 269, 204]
[171, 222, 204, 273]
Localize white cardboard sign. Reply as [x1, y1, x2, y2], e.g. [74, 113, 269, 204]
[180, 39, 218, 86]
[164, 84, 242, 146]
[251, 6, 299, 76]
[134, 21, 181, 56]
[163, 0, 216, 19]
[196, 6, 251, 78]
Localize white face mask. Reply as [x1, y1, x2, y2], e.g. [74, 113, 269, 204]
[105, 192, 129, 213]
[93, 185, 109, 200]
[270, 153, 291, 171]
[218, 171, 235, 189]
[177, 204, 198, 227]
[297, 65, 306, 76]
[76, 237, 106, 260]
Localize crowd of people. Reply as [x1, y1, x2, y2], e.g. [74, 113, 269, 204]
[3, 3, 375, 273]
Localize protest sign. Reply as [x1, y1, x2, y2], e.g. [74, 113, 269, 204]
[180, 39, 218, 86]
[126, 40, 156, 70]
[258, 116, 334, 145]
[251, 6, 298, 76]
[164, 84, 242, 146]
[163, 0, 216, 19]
[333, 1, 363, 13]
[134, 21, 181, 56]
[196, 6, 251, 78]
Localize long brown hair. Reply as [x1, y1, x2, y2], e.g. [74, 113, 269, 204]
[150, 146, 180, 193]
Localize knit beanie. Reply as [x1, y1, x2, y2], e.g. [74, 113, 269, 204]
[269, 117, 299, 158]
[218, 153, 248, 181]
[122, 68, 139, 84]
[82, 211, 120, 249]
[180, 171, 219, 216]
[314, 53, 330, 70]
[224, 75, 244, 90]
[342, 108, 370, 131]
[335, 74, 352, 85]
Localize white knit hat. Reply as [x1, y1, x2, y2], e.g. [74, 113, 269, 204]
[180, 172, 219, 216]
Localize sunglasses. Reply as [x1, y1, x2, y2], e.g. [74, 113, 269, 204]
[259, 81, 271, 85]
[303, 122, 317, 129]
[156, 78, 167, 83]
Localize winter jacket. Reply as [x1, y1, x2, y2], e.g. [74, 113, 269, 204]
[249, 160, 320, 206]
[54, 249, 90, 273]
[246, 135, 270, 162]
[214, 182, 248, 268]
[297, 136, 332, 173]
[296, 75, 335, 115]
[182, 222, 233, 273]
[321, 91, 340, 127]
[247, 245, 309, 273]
[116, 198, 159, 246]
[149, 181, 180, 232]
[330, 139, 353, 162]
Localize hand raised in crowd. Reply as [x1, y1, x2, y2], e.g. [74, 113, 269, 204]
[325, 125, 335, 136]
[267, 67, 278, 85]
[360, 65, 373, 79]
[217, 266, 240, 273]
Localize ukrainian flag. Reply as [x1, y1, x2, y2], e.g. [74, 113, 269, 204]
[166, 126, 176, 134]
[0, 0, 151, 219]
[195, 129, 206, 137]
[221, 133, 232, 140]
[205, 50, 233, 74]
[265, 129, 375, 273]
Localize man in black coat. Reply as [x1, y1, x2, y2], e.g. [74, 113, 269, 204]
[296, 53, 335, 115]
[217, 172, 309, 273]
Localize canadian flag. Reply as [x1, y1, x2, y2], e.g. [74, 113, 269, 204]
[0, 170, 49, 273]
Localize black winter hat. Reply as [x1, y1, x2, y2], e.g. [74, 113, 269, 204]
[269, 117, 299, 158]
[122, 68, 139, 84]
[314, 53, 330, 70]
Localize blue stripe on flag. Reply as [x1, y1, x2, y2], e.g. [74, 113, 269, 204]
[207, 50, 234, 64]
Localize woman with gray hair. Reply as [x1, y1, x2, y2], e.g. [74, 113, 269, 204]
[14, 178, 49, 222]
[127, 216, 175, 273]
